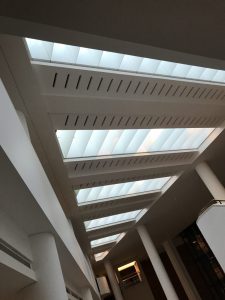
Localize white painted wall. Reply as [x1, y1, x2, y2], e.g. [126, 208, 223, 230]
[0, 79, 98, 295]
[19, 233, 68, 300]
[0, 250, 36, 281]
[0, 211, 32, 261]
[197, 204, 225, 273]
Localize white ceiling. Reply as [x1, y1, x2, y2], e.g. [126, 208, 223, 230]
[0, 29, 225, 267]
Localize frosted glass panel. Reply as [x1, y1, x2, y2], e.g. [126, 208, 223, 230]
[26, 38, 53, 60]
[85, 210, 142, 230]
[25, 38, 225, 84]
[155, 61, 177, 76]
[57, 128, 214, 159]
[138, 58, 160, 73]
[51, 43, 79, 64]
[76, 47, 103, 66]
[120, 55, 143, 72]
[91, 234, 123, 248]
[76, 177, 170, 204]
[99, 52, 124, 69]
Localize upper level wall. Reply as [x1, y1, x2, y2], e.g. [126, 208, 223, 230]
[197, 204, 225, 273]
[0, 78, 98, 296]
[0, 211, 32, 261]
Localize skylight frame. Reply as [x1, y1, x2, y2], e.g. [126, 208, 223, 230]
[84, 210, 143, 231]
[56, 128, 215, 161]
[77, 189, 161, 207]
[64, 148, 198, 163]
[90, 233, 126, 248]
[25, 38, 225, 85]
[75, 177, 172, 205]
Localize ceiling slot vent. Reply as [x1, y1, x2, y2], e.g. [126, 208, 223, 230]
[66, 152, 193, 180]
[52, 72, 58, 87]
[51, 112, 224, 130]
[76, 75, 81, 89]
[34, 64, 225, 104]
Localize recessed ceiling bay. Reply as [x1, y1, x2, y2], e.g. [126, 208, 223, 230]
[57, 127, 215, 250]
[91, 233, 125, 248]
[56, 128, 214, 159]
[25, 38, 225, 84]
[85, 210, 143, 231]
[76, 177, 171, 205]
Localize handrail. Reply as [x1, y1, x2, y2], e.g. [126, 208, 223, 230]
[198, 199, 225, 218]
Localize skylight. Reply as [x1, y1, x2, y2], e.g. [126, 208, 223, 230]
[56, 128, 214, 159]
[91, 233, 125, 248]
[25, 38, 225, 84]
[85, 210, 142, 231]
[94, 251, 109, 261]
[76, 177, 170, 204]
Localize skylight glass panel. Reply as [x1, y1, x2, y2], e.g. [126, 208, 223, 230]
[99, 51, 124, 69]
[213, 71, 225, 83]
[76, 177, 170, 204]
[119, 55, 143, 72]
[76, 47, 103, 66]
[51, 43, 79, 64]
[26, 38, 53, 60]
[155, 61, 177, 76]
[91, 233, 124, 248]
[56, 128, 214, 159]
[84, 210, 142, 230]
[186, 66, 205, 80]
[172, 64, 191, 78]
[138, 58, 160, 73]
[200, 69, 217, 81]
[25, 38, 225, 84]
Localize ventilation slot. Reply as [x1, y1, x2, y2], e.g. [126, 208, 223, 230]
[87, 76, 93, 90]
[52, 112, 223, 130]
[64, 74, 70, 88]
[117, 80, 123, 92]
[107, 79, 113, 92]
[0, 239, 31, 268]
[97, 78, 103, 91]
[150, 83, 158, 95]
[34, 64, 225, 106]
[123, 80, 131, 93]
[67, 152, 195, 184]
[73, 171, 173, 189]
[158, 83, 165, 95]
[52, 73, 58, 87]
[76, 75, 81, 89]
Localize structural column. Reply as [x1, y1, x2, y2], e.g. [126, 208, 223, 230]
[104, 260, 124, 300]
[195, 162, 225, 200]
[82, 287, 94, 300]
[137, 225, 179, 300]
[19, 233, 68, 300]
[163, 240, 201, 300]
